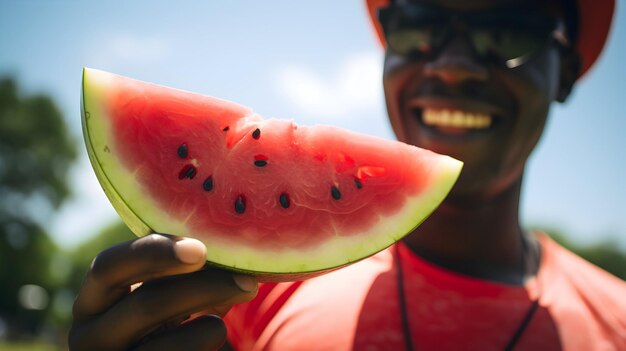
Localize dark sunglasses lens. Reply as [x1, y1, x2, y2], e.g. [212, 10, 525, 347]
[386, 28, 433, 56]
[379, 5, 445, 57]
[472, 28, 546, 63]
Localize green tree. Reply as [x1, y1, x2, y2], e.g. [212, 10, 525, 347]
[0, 77, 77, 339]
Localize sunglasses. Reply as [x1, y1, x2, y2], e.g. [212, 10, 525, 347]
[378, 4, 569, 68]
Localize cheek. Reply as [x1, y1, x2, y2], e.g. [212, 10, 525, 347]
[496, 50, 561, 172]
[383, 55, 423, 142]
[505, 48, 561, 115]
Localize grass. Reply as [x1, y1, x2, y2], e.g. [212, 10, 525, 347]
[0, 341, 62, 351]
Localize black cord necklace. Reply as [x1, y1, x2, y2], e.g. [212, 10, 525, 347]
[394, 241, 541, 351]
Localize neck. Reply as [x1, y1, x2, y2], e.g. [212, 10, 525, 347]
[402, 177, 539, 285]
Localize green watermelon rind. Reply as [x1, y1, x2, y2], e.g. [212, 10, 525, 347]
[81, 70, 152, 238]
[81, 68, 463, 280]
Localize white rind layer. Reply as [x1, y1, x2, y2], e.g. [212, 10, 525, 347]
[82, 68, 463, 277]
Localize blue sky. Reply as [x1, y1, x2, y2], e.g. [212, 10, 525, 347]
[1, 1, 624, 249]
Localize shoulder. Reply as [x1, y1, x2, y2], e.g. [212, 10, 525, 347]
[538, 232, 626, 294]
[537, 233, 626, 348]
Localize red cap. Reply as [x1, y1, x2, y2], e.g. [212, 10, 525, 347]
[365, 0, 615, 77]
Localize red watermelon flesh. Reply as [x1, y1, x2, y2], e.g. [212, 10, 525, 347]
[82, 68, 462, 280]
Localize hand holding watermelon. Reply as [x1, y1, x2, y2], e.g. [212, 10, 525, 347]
[71, 68, 460, 349]
[69, 234, 258, 350]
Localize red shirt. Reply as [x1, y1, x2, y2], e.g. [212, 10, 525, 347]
[225, 233, 626, 350]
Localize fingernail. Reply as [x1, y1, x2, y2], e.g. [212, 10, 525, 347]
[174, 238, 206, 264]
[233, 275, 258, 293]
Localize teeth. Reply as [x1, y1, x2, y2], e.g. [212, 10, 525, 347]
[422, 109, 492, 129]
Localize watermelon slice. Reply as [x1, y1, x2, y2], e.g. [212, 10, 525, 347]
[81, 68, 462, 281]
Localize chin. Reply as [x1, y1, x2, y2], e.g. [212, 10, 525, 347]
[445, 163, 526, 204]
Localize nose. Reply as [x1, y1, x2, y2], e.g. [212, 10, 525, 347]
[423, 36, 488, 85]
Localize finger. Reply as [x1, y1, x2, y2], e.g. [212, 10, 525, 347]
[73, 234, 207, 321]
[132, 315, 227, 351]
[71, 269, 257, 350]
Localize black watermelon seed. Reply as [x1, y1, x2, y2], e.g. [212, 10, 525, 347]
[178, 164, 197, 179]
[223, 126, 229, 132]
[202, 176, 214, 191]
[234, 195, 246, 214]
[354, 178, 363, 189]
[252, 128, 261, 139]
[177, 143, 188, 158]
[279, 193, 290, 209]
[331, 185, 341, 200]
[254, 160, 268, 167]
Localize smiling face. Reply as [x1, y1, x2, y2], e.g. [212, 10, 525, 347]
[382, 0, 578, 199]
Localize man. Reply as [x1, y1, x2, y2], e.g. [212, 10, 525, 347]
[69, 0, 625, 350]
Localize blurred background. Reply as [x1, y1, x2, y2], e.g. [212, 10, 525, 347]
[1, 1, 624, 349]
